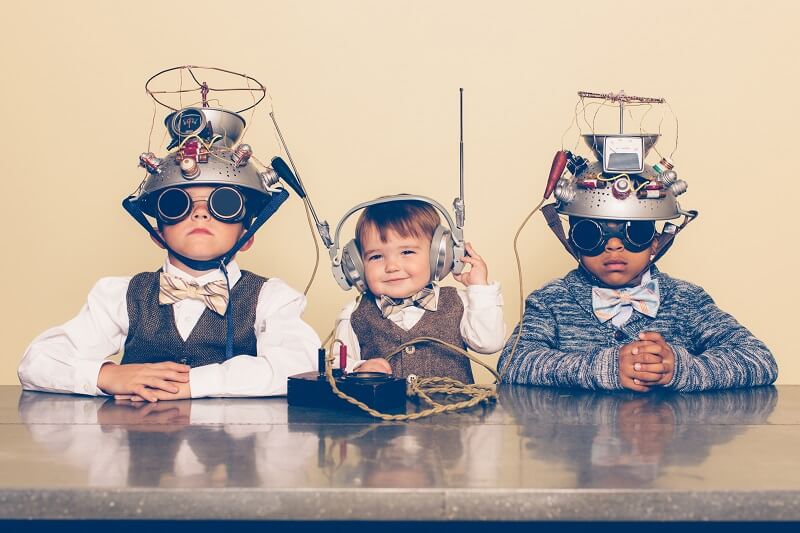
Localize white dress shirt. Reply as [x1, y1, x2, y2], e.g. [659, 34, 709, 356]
[18, 260, 320, 398]
[334, 282, 505, 370]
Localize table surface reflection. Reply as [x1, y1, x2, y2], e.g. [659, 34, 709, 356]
[1, 384, 798, 521]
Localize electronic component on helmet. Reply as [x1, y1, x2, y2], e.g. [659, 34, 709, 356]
[231, 144, 253, 167]
[652, 157, 674, 174]
[139, 152, 163, 175]
[179, 157, 200, 179]
[543, 151, 568, 199]
[554, 177, 577, 202]
[603, 136, 644, 173]
[658, 169, 679, 187]
[565, 151, 589, 176]
[669, 179, 688, 196]
[259, 168, 280, 188]
[638, 188, 667, 199]
[611, 177, 632, 199]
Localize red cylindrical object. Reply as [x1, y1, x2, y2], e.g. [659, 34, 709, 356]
[339, 344, 348, 371]
[544, 151, 569, 199]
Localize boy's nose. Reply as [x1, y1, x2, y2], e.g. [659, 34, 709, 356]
[605, 237, 624, 252]
[384, 258, 400, 272]
[190, 200, 210, 220]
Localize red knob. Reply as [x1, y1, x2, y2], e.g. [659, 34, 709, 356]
[339, 344, 348, 372]
[544, 151, 568, 199]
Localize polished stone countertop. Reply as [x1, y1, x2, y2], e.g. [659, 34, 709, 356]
[0, 384, 798, 521]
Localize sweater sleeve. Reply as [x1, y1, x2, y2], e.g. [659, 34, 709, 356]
[498, 292, 622, 391]
[667, 287, 778, 392]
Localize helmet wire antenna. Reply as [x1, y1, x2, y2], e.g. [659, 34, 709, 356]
[269, 111, 333, 249]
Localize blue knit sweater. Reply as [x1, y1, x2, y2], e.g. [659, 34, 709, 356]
[498, 266, 777, 391]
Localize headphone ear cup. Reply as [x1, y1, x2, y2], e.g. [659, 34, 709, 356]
[342, 239, 368, 293]
[429, 225, 454, 282]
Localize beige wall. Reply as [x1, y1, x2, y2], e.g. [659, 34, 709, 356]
[1, 0, 797, 386]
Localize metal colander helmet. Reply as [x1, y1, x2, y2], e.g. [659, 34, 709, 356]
[553, 134, 689, 221]
[131, 106, 279, 222]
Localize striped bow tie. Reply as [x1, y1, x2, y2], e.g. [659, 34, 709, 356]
[158, 272, 229, 316]
[378, 285, 438, 319]
[591, 279, 660, 323]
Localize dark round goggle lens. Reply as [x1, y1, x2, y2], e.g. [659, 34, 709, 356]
[625, 220, 656, 247]
[157, 188, 191, 222]
[571, 219, 603, 251]
[208, 186, 244, 221]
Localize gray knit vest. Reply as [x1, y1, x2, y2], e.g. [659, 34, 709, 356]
[351, 286, 473, 383]
[122, 270, 267, 367]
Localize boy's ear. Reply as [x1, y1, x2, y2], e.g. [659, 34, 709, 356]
[649, 235, 660, 256]
[150, 232, 166, 250]
[239, 236, 255, 252]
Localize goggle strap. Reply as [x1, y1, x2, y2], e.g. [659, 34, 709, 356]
[541, 203, 580, 261]
[650, 210, 698, 264]
[221, 188, 289, 263]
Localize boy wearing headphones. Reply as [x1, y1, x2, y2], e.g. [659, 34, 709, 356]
[498, 143, 777, 392]
[18, 107, 319, 401]
[334, 199, 505, 383]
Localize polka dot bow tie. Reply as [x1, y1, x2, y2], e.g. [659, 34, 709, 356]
[158, 272, 229, 316]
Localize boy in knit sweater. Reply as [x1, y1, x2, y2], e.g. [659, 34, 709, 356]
[334, 199, 505, 383]
[499, 137, 777, 392]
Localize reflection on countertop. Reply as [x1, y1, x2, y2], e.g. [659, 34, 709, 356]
[5, 385, 786, 492]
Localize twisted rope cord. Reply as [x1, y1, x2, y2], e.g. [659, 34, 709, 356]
[322, 336, 498, 421]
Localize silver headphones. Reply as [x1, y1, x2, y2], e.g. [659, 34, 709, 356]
[329, 194, 466, 293]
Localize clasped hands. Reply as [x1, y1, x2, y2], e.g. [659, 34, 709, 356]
[619, 331, 675, 393]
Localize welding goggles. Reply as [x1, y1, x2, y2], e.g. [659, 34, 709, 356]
[156, 186, 247, 225]
[568, 218, 656, 256]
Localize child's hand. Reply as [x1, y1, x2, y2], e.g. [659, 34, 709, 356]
[354, 358, 393, 374]
[453, 242, 489, 287]
[619, 340, 664, 392]
[98, 362, 190, 403]
[636, 331, 675, 386]
[114, 381, 192, 402]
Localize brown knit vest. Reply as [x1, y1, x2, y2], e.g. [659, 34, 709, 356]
[122, 270, 267, 367]
[351, 286, 473, 383]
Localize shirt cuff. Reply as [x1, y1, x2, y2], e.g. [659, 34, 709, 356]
[188, 363, 224, 398]
[591, 347, 623, 390]
[78, 359, 114, 396]
[464, 281, 502, 309]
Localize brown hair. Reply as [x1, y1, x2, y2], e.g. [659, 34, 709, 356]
[355, 200, 440, 254]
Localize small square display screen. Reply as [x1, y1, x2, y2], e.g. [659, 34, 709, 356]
[603, 137, 644, 173]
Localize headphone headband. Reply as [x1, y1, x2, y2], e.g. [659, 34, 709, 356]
[329, 194, 464, 265]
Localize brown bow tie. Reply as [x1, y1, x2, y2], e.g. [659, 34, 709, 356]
[158, 272, 229, 316]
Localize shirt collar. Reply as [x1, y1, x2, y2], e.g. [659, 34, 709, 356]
[163, 259, 242, 288]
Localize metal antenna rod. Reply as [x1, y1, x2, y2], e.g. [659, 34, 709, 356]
[619, 89, 625, 134]
[269, 111, 333, 248]
[454, 88, 465, 229]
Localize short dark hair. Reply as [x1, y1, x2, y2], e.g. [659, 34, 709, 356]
[355, 200, 440, 254]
